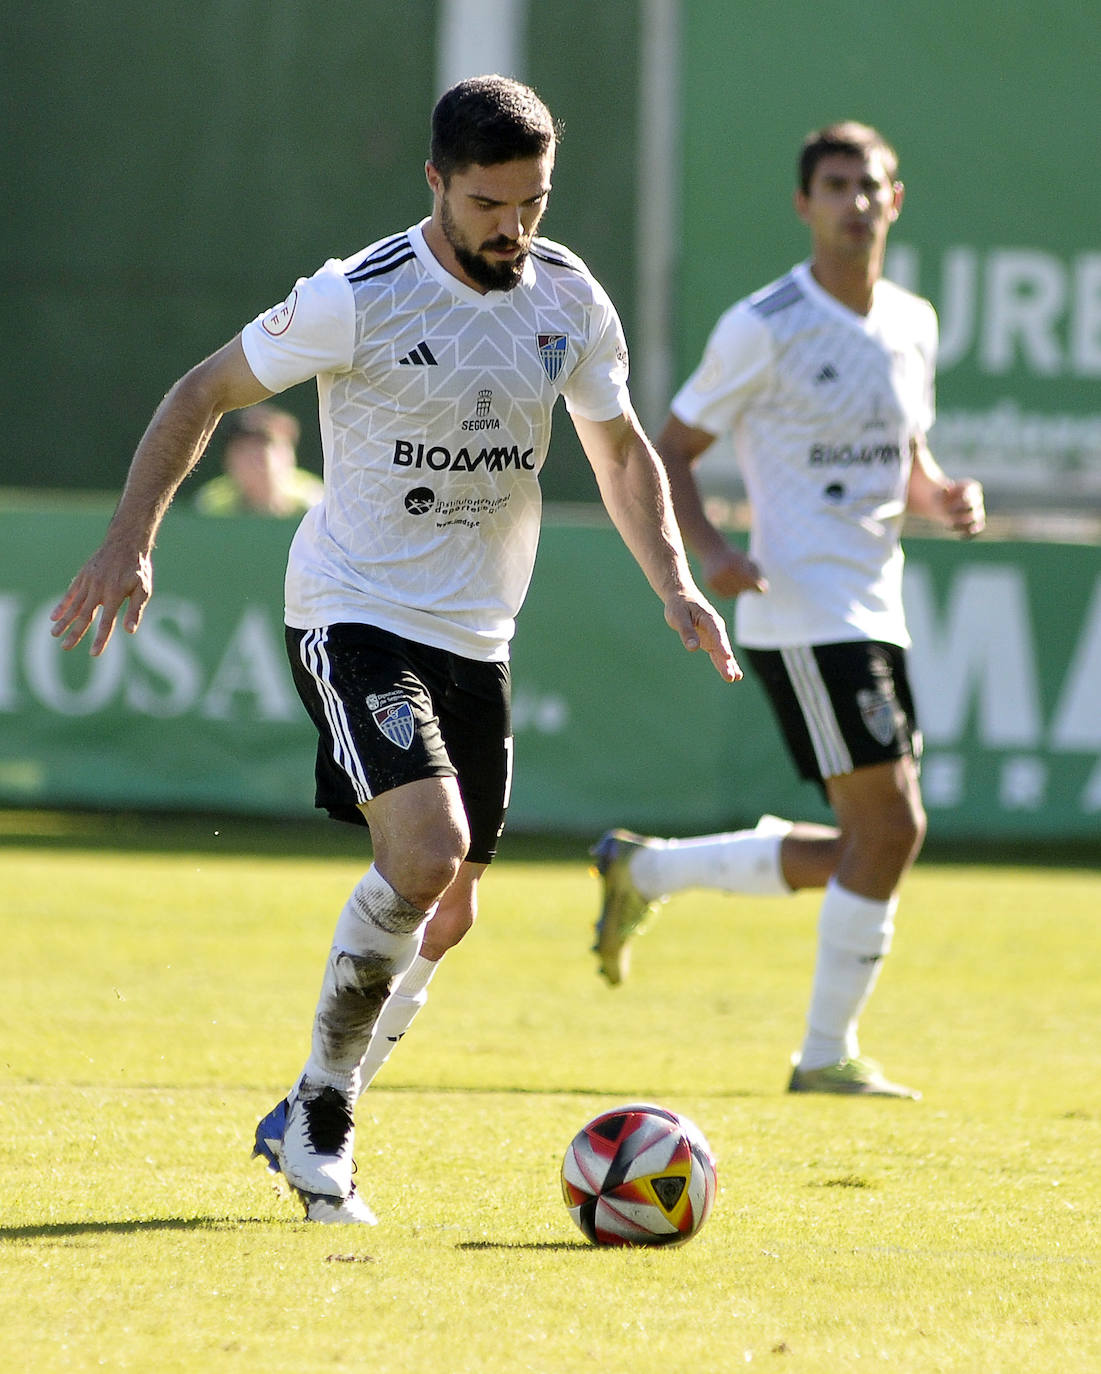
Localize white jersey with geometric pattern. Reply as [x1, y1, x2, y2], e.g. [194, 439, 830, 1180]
[241, 219, 629, 661]
[672, 261, 937, 649]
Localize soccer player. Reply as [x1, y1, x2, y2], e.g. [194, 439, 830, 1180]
[591, 122, 985, 1099]
[51, 76, 738, 1224]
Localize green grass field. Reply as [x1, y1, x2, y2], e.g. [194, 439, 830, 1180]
[2, 810, 1099, 1373]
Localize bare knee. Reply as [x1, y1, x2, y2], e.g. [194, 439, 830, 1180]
[827, 761, 926, 897]
[392, 834, 467, 913]
[420, 863, 486, 960]
[842, 796, 925, 893]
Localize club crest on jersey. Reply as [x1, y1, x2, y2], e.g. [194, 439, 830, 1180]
[537, 333, 568, 382]
[857, 688, 900, 746]
[367, 692, 415, 750]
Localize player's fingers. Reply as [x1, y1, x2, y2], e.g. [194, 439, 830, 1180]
[690, 607, 742, 683]
[710, 643, 742, 682]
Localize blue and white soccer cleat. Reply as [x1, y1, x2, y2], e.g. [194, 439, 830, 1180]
[253, 1082, 376, 1224]
[252, 1097, 288, 1176]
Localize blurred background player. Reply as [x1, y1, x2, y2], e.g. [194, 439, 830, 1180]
[592, 121, 985, 1099]
[52, 75, 737, 1224]
[193, 403, 322, 517]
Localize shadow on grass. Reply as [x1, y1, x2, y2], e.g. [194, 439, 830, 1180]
[457, 1240, 593, 1251]
[0, 808, 588, 864]
[0, 1217, 274, 1241]
[2, 807, 1098, 869]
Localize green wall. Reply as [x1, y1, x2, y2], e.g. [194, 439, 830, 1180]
[3, 1, 639, 503]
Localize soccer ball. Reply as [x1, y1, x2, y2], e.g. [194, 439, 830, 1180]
[561, 1102, 717, 1246]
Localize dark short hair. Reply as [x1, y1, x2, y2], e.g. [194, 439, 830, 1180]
[798, 121, 899, 194]
[429, 74, 560, 181]
[221, 403, 300, 447]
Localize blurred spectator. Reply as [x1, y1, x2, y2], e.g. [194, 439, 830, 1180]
[194, 404, 322, 517]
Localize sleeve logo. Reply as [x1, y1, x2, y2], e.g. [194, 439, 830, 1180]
[261, 289, 299, 337]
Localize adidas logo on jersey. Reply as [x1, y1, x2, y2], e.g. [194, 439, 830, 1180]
[814, 363, 839, 383]
[399, 340, 438, 366]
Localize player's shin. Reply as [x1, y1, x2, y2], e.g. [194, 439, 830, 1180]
[305, 866, 433, 1096]
[355, 952, 441, 1095]
[799, 879, 897, 1070]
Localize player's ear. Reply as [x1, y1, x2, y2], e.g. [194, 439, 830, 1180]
[793, 187, 810, 224]
[889, 180, 905, 223]
[425, 161, 443, 196]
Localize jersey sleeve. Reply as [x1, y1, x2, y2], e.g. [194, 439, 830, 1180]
[560, 287, 631, 422]
[670, 302, 773, 436]
[240, 258, 357, 394]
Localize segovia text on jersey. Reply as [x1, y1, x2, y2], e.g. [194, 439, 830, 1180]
[392, 440, 536, 472]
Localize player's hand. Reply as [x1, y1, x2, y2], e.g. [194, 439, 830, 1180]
[665, 594, 742, 682]
[941, 479, 985, 538]
[50, 544, 153, 655]
[700, 544, 768, 599]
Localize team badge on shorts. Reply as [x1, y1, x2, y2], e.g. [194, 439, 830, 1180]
[537, 333, 568, 382]
[367, 692, 415, 750]
[857, 687, 900, 746]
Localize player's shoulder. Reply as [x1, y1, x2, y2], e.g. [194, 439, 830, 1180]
[874, 275, 938, 345]
[875, 274, 935, 316]
[529, 234, 591, 277]
[745, 267, 807, 320]
[341, 231, 418, 284]
[529, 235, 613, 301]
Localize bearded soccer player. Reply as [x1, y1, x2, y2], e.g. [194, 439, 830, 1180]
[591, 122, 985, 1100]
[52, 76, 738, 1223]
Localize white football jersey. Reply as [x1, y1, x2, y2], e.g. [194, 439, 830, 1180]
[672, 261, 937, 649]
[240, 220, 629, 661]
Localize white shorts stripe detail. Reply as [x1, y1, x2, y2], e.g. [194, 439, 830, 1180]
[781, 646, 853, 778]
[501, 735, 515, 811]
[300, 628, 374, 802]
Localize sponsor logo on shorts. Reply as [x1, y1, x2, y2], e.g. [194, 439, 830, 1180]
[857, 687, 900, 746]
[367, 692, 415, 750]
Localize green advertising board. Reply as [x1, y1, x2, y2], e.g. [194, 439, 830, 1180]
[678, 1, 1101, 508]
[1, 505, 1097, 842]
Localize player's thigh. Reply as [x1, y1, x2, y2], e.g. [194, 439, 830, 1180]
[826, 755, 923, 838]
[286, 623, 458, 818]
[436, 656, 512, 866]
[360, 775, 471, 901]
[745, 640, 919, 784]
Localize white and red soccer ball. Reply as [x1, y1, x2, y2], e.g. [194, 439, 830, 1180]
[561, 1103, 717, 1246]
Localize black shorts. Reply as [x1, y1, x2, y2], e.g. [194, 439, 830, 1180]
[744, 640, 920, 787]
[286, 623, 512, 864]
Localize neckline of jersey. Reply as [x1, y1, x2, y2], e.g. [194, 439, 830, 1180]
[794, 260, 885, 334]
[409, 219, 535, 308]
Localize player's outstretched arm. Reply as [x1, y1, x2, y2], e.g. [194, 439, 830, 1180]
[51, 338, 272, 656]
[656, 413, 768, 599]
[907, 438, 985, 538]
[571, 408, 741, 683]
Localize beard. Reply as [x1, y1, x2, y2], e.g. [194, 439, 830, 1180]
[440, 194, 530, 292]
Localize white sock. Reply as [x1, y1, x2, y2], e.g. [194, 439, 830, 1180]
[303, 867, 431, 1096]
[799, 879, 897, 1071]
[356, 953, 440, 1095]
[630, 816, 793, 899]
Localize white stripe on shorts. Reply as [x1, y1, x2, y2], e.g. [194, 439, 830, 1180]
[780, 645, 853, 778]
[299, 627, 374, 802]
